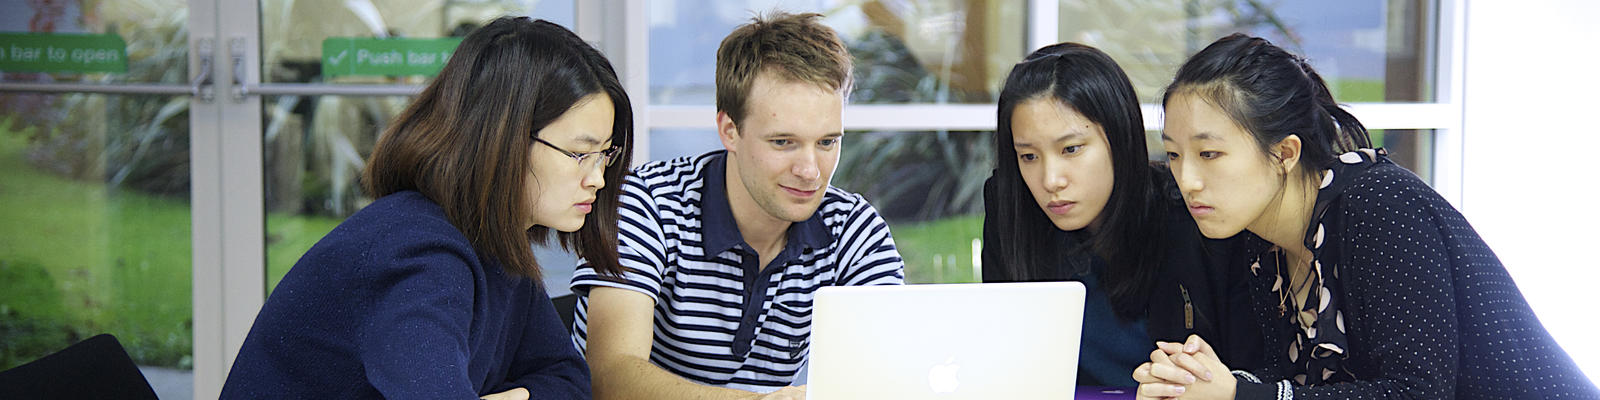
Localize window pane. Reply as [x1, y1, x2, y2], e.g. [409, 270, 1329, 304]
[649, 0, 1026, 105]
[261, 94, 577, 296]
[1059, 0, 1437, 103]
[834, 130, 987, 283]
[0, 93, 193, 398]
[260, 1, 576, 84]
[0, 1, 189, 84]
[649, 128, 723, 161]
[1, 4, 193, 398]
[1371, 128, 1434, 184]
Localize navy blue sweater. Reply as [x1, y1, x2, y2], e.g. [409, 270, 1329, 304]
[221, 191, 590, 399]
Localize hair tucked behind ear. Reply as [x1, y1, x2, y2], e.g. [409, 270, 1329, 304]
[1163, 33, 1371, 178]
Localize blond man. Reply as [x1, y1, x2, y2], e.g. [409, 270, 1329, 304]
[570, 11, 906, 400]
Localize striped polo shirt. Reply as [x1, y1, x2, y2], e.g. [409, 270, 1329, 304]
[569, 151, 905, 392]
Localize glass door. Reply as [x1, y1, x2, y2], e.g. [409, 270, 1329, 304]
[1, 1, 204, 399]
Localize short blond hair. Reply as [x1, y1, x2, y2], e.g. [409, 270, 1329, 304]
[715, 11, 854, 125]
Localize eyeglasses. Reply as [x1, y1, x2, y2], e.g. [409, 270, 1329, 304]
[533, 136, 623, 170]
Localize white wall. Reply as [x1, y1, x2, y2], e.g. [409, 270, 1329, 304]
[1462, 0, 1600, 383]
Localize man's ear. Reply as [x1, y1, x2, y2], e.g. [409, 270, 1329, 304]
[717, 111, 739, 152]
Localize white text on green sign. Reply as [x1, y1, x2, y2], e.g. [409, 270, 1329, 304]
[321, 37, 463, 77]
[0, 33, 129, 73]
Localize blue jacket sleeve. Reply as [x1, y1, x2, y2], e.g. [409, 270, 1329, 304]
[354, 241, 482, 400]
[494, 285, 592, 399]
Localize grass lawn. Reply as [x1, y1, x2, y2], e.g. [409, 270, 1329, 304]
[0, 130, 193, 369]
[1331, 78, 1385, 103]
[0, 123, 364, 371]
[890, 214, 984, 284]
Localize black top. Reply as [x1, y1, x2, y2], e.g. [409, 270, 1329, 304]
[981, 166, 1262, 385]
[221, 191, 590, 399]
[1230, 150, 1598, 399]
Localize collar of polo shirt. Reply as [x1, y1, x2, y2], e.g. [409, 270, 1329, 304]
[701, 152, 834, 259]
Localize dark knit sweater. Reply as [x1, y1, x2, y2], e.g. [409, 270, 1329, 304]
[221, 191, 589, 399]
[1231, 151, 1596, 399]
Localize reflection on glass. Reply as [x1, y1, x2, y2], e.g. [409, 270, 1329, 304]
[260, 0, 575, 84]
[649, 0, 1025, 105]
[1059, 0, 1436, 103]
[0, 93, 193, 391]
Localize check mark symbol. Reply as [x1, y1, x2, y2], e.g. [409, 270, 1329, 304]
[329, 49, 349, 66]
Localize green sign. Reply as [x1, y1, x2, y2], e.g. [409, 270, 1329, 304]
[321, 37, 463, 77]
[0, 33, 129, 73]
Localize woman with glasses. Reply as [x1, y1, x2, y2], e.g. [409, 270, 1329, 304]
[221, 17, 631, 399]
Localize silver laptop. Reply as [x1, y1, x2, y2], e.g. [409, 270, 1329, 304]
[806, 282, 1086, 399]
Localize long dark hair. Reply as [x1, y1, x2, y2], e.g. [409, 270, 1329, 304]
[1163, 33, 1370, 179]
[363, 17, 633, 281]
[989, 43, 1164, 319]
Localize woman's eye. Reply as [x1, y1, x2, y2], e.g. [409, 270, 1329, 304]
[1166, 152, 1179, 161]
[1199, 151, 1220, 160]
[1019, 153, 1037, 162]
[1064, 145, 1082, 155]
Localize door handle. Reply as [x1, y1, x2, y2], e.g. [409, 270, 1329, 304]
[230, 37, 247, 103]
[193, 38, 215, 103]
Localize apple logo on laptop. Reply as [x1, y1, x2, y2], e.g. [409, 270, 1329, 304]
[928, 357, 960, 393]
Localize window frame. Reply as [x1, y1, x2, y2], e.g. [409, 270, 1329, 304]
[626, 0, 1466, 205]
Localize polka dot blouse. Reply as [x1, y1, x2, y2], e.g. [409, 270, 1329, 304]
[1228, 150, 1598, 399]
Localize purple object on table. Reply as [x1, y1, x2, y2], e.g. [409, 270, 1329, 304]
[1075, 386, 1136, 400]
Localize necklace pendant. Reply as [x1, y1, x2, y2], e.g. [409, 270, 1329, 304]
[1278, 303, 1286, 317]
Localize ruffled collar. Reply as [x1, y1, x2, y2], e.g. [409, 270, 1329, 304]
[1249, 148, 1387, 385]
